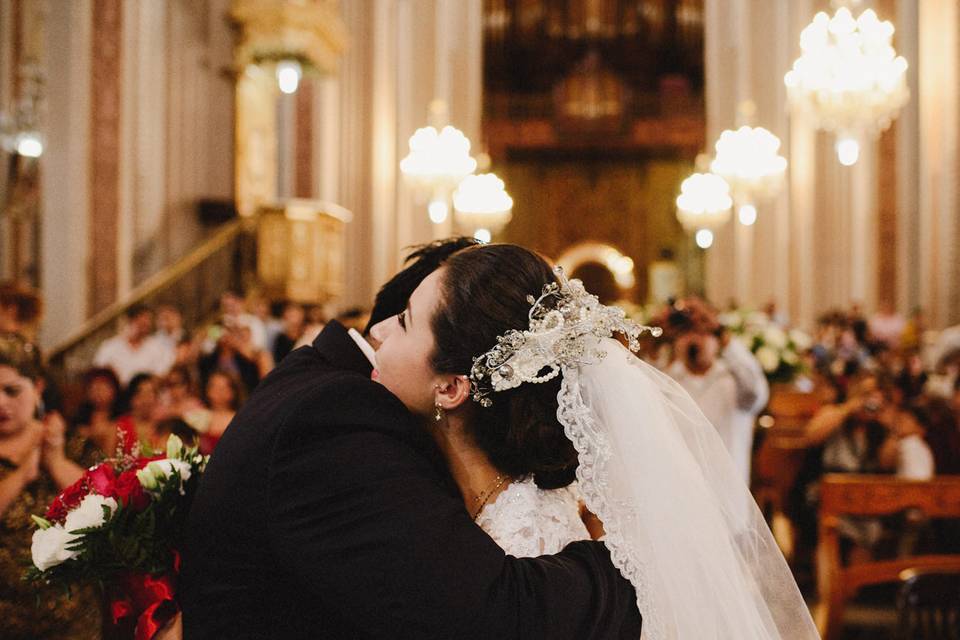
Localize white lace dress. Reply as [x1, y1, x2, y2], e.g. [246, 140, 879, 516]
[475, 477, 591, 557]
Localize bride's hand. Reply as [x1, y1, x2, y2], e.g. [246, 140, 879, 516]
[579, 503, 605, 540]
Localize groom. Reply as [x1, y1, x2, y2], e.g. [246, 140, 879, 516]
[181, 239, 640, 639]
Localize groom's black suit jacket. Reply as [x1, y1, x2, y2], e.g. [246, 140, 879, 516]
[181, 321, 640, 639]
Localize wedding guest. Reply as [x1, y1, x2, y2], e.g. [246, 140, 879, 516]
[154, 304, 186, 354]
[199, 322, 263, 396]
[93, 304, 174, 385]
[664, 298, 769, 483]
[115, 373, 163, 454]
[193, 370, 243, 455]
[154, 365, 204, 422]
[294, 304, 327, 349]
[869, 300, 906, 350]
[71, 367, 123, 457]
[154, 417, 197, 448]
[248, 293, 283, 355]
[0, 281, 43, 340]
[219, 290, 266, 351]
[271, 302, 305, 364]
[896, 351, 928, 402]
[0, 333, 101, 639]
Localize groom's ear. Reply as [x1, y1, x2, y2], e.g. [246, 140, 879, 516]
[435, 375, 472, 411]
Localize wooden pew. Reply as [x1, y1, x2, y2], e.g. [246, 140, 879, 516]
[752, 388, 822, 558]
[817, 474, 960, 640]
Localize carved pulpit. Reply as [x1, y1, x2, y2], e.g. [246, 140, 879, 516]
[256, 199, 352, 304]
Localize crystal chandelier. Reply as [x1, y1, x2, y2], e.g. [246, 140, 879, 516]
[709, 125, 786, 226]
[784, 6, 909, 166]
[676, 172, 733, 249]
[400, 101, 478, 225]
[453, 173, 513, 242]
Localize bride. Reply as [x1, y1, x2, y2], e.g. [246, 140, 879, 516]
[369, 243, 820, 639]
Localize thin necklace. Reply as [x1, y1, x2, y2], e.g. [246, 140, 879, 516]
[471, 474, 511, 521]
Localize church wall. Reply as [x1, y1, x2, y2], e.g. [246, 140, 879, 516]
[705, 0, 960, 330]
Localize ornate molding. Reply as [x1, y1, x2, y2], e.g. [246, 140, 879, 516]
[229, 0, 347, 74]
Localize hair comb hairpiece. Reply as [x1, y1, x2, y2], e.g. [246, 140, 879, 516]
[468, 267, 662, 407]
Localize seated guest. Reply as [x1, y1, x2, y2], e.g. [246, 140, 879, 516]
[72, 367, 123, 457]
[908, 398, 960, 475]
[155, 365, 204, 421]
[805, 374, 933, 556]
[0, 333, 101, 639]
[115, 373, 163, 454]
[188, 370, 243, 455]
[93, 304, 174, 385]
[896, 351, 928, 403]
[271, 302, 305, 364]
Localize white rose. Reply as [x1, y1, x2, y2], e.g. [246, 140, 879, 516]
[747, 311, 770, 328]
[31, 525, 78, 571]
[763, 327, 788, 349]
[782, 349, 800, 366]
[64, 494, 117, 533]
[756, 346, 781, 373]
[789, 329, 812, 351]
[140, 459, 193, 493]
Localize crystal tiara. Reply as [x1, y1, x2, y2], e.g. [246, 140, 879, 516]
[468, 267, 662, 407]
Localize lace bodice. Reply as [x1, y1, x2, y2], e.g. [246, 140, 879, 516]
[475, 477, 591, 557]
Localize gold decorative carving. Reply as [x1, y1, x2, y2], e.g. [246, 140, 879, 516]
[256, 199, 351, 303]
[229, 0, 347, 74]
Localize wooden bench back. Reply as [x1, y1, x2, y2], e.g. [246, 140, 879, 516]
[817, 474, 960, 640]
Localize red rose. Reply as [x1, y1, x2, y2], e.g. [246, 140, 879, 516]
[45, 476, 90, 523]
[86, 462, 117, 497]
[113, 470, 150, 511]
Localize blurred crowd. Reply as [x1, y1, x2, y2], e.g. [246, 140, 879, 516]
[2, 280, 372, 463]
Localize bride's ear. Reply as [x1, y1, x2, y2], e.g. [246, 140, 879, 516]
[434, 375, 472, 412]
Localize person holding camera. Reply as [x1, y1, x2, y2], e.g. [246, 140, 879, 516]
[661, 298, 769, 484]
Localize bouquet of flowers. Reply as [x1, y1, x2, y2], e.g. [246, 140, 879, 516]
[27, 434, 206, 640]
[719, 310, 813, 384]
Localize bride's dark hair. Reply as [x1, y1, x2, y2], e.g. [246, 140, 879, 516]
[430, 244, 578, 489]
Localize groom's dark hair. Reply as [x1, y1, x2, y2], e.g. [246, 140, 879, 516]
[363, 237, 480, 335]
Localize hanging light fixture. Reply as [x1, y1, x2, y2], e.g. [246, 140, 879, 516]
[676, 172, 733, 249]
[276, 59, 302, 94]
[453, 172, 513, 241]
[400, 100, 478, 225]
[784, 6, 908, 165]
[1, 62, 44, 159]
[709, 123, 786, 225]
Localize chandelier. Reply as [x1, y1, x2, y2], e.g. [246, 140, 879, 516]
[400, 100, 478, 225]
[709, 125, 786, 225]
[675, 172, 732, 249]
[453, 173, 513, 242]
[784, 6, 909, 166]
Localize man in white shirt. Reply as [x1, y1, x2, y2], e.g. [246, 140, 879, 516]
[93, 304, 175, 386]
[663, 299, 769, 484]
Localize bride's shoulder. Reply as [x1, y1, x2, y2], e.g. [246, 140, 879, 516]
[478, 477, 581, 525]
